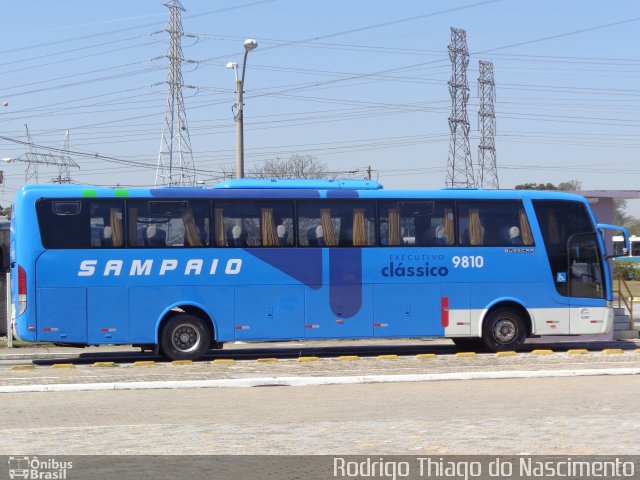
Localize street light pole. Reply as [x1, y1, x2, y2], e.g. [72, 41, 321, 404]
[235, 74, 244, 179]
[227, 38, 257, 179]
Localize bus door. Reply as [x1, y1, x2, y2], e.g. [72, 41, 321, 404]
[567, 233, 608, 334]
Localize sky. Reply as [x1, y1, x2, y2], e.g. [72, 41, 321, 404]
[1, 1, 639, 212]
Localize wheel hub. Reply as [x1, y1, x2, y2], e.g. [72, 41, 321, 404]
[172, 324, 201, 353]
[494, 319, 516, 343]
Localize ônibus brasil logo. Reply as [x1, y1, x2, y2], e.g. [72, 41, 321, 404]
[8, 456, 73, 480]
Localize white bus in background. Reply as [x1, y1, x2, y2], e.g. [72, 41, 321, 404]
[613, 235, 640, 257]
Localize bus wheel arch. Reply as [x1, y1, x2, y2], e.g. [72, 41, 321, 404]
[480, 301, 531, 352]
[158, 305, 215, 361]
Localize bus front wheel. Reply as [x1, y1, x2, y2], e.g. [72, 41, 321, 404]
[481, 307, 527, 352]
[160, 313, 211, 361]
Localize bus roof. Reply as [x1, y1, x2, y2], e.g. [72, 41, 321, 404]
[14, 182, 589, 203]
[213, 178, 384, 190]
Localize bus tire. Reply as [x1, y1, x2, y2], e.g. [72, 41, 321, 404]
[160, 313, 211, 361]
[481, 307, 526, 352]
[451, 337, 484, 351]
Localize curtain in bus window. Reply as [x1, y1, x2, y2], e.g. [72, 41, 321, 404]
[352, 208, 367, 246]
[128, 208, 138, 246]
[519, 208, 533, 246]
[214, 208, 226, 247]
[109, 208, 123, 247]
[468, 209, 484, 245]
[261, 208, 277, 247]
[320, 208, 337, 246]
[444, 208, 455, 245]
[183, 210, 202, 247]
[388, 208, 401, 246]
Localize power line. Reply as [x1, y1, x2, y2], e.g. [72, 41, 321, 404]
[0, 0, 280, 56]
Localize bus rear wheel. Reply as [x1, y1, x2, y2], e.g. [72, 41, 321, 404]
[481, 307, 526, 352]
[160, 313, 211, 361]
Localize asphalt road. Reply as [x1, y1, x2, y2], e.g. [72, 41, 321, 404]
[0, 375, 638, 455]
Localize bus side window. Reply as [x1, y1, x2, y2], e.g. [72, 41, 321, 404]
[214, 201, 294, 248]
[380, 201, 454, 247]
[298, 202, 375, 247]
[127, 200, 210, 248]
[458, 201, 533, 247]
[36, 199, 90, 249]
[89, 201, 124, 248]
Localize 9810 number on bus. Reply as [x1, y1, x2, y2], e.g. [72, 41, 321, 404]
[452, 256, 484, 268]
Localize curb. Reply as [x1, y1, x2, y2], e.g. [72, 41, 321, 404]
[1, 367, 639, 394]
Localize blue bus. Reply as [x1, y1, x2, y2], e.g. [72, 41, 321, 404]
[10, 179, 627, 360]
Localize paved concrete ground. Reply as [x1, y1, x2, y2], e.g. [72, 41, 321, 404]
[1, 338, 638, 457]
[0, 375, 638, 455]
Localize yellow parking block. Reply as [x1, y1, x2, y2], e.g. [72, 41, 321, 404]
[211, 359, 236, 365]
[297, 356, 319, 362]
[133, 361, 156, 367]
[337, 355, 360, 361]
[377, 354, 398, 360]
[495, 351, 517, 357]
[11, 365, 35, 371]
[52, 363, 75, 369]
[602, 348, 624, 355]
[531, 349, 554, 355]
[256, 358, 278, 363]
[455, 352, 477, 358]
[567, 349, 589, 355]
[416, 353, 437, 359]
[92, 362, 118, 368]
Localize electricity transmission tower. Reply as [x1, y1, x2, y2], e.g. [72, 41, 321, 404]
[445, 27, 475, 188]
[477, 60, 499, 189]
[10, 125, 78, 184]
[155, 0, 196, 187]
[51, 130, 76, 184]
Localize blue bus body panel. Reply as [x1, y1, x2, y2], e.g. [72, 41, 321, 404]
[27, 244, 569, 343]
[373, 284, 443, 337]
[88, 287, 129, 344]
[127, 286, 234, 343]
[36, 287, 86, 342]
[234, 285, 304, 340]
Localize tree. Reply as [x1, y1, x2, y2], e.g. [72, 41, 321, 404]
[0, 205, 11, 219]
[250, 154, 334, 179]
[514, 180, 582, 191]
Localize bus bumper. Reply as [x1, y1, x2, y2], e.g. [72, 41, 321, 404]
[11, 318, 23, 342]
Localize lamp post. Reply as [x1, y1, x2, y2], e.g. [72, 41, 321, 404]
[227, 38, 258, 179]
